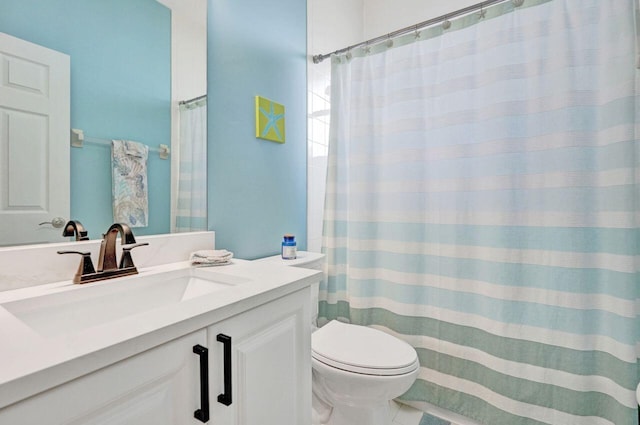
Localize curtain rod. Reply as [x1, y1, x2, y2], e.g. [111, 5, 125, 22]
[179, 94, 207, 106]
[312, 0, 523, 64]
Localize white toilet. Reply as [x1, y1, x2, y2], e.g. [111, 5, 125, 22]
[312, 320, 420, 425]
[254, 252, 420, 425]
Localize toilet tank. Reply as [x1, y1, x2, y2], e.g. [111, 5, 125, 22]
[253, 251, 326, 329]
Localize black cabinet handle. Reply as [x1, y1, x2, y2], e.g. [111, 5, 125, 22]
[216, 334, 232, 406]
[193, 344, 210, 423]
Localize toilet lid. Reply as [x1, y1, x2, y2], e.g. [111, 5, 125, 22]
[312, 321, 419, 376]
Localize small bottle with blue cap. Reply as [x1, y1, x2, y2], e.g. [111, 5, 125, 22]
[281, 234, 297, 260]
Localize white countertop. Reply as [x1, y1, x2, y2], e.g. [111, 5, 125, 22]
[0, 259, 321, 409]
[253, 251, 325, 267]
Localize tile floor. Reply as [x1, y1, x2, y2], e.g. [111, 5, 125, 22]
[315, 399, 473, 425]
[391, 401, 425, 425]
[390, 401, 464, 425]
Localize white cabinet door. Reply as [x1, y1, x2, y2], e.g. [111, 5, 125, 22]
[0, 330, 207, 425]
[0, 32, 70, 245]
[207, 288, 311, 425]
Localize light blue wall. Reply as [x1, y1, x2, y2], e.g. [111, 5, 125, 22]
[208, 0, 308, 259]
[0, 0, 171, 239]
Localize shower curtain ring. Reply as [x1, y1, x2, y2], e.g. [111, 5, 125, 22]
[478, 5, 486, 19]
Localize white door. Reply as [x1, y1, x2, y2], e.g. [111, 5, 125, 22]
[207, 289, 312, 425]
[0, 32, 70, 246]
[0, 330, 208, 424]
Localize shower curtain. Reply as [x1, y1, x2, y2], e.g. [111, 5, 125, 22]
[175, 99, 207, 232]
[319, 0, 640, 424]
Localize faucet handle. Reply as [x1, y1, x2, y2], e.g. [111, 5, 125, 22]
[119, 242, 149, 269]
[57, 250, 96, 283]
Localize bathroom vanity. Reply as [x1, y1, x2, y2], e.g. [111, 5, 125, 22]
[0, 235, 319, 425]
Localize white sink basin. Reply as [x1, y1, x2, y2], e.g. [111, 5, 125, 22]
[1, 267, 249, 337]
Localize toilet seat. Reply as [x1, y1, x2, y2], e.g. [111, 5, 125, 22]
[312, 321, 419, 376]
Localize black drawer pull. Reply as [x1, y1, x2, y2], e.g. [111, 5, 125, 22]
[216, 334, 232, 406]
[193, 344, 210, 422]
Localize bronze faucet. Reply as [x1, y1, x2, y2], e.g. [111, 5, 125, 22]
[62, 220, 89, 241]
[58, 223, 148, 284]
[97, 223, 137, 271]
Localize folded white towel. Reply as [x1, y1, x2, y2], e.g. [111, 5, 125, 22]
[190, 249, 234, 266]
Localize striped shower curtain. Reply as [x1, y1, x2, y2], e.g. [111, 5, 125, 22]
[318, 1, 640, 424]
[175, 99, 207, 232]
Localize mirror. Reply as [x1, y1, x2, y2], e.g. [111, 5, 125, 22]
[0, 0, 206, 246]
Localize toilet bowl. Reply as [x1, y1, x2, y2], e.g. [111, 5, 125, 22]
[311, 320, 419, 425]
[253, 252, 419, 425]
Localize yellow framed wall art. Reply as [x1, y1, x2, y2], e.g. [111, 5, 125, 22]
[255, 96, 285, 143]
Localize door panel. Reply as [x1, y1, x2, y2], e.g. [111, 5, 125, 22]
[207, 289, 311, 425]
[0, 32, 70, 245]
[0, 330, 207, 425]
